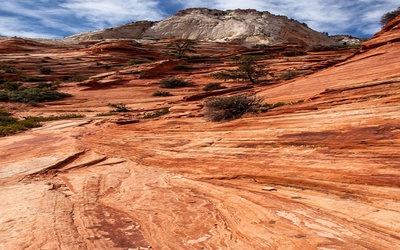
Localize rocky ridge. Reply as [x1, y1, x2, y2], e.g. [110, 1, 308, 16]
[66, 8, 335, 47]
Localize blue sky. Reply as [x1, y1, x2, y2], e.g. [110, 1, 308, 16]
[0, 0, 398, 39]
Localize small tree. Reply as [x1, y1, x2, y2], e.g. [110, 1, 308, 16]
[381, 7, 400, 26]
[166, 39, 196, 58]
[212, 55, 266, 84]
[237, 56, 266, 84]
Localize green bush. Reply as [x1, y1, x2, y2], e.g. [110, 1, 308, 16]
[3, 87, 71, 103]
[203, 83, 226, 91]
[205, 95, 261, 122]
[143, 108, 170, 119]
[0, 64, 18, 73]
[0, 81, 22, 91]
[152, 91, 172, 97]
[0, 111, 41, 137]
[128, 58, 152, 65]
[159, 78, 192, 88]
[24, 114, 85, 122]
[107, 103, 131, 112]
[211, 71, 246, 81]
[280, 70, 302, 80]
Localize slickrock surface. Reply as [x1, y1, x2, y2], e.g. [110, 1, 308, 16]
[1, 17, 400, 249]
[66, 8, 335, 47]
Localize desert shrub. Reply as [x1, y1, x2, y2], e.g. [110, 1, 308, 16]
[0, 110, 41, 137]
[205, 95, 261, 121]
[203, 83, 226, 91]
[0, 91, 8, 101]
[143, 108, 170, 119]
[381, 7, 400, 26]
[280, 70, 302, 80]
[0, 64, 18, 73]
[128, 58, 152, 65]
[283, 50, 307, 57]
[0, 81, 22, 91]
[211, 70, 246, 81]
[159, 78, 192, 88]
[1, 87, 71, 103]
[40, 68, 52, 74]
[107, 103, 131, 112]
[152, 91, 172, 97]
[24, 114, 85, 122]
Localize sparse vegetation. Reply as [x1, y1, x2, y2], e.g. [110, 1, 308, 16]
[0, 111, 41, 137]
[211, 70, 246, 81]
[107, 103, 131, 112]
[96, 112, 114, 117]
[166, 39, 197, 58]
[212, 55, 266, 84]
[280, 70, 302, 80]
[283, 50, 307, 57]
[381, 6, 400, 26]
[0, 81, 22, 91]
[152, 90, 172, 97]
[0, 111, 85, 137]
[0, 64, 18, 73]
[128, 58, 152, 65]
[24, 114, 85, 122]
[0, 82, 71, 104]
[203, 83, 227, 91]
[159, 78, 192, 88]
[205, 95, 261, 122]
[143, 107, 170, 119]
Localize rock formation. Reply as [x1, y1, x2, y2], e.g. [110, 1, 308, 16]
[1, 13, 400, 250]
[66, 8, 335, 47]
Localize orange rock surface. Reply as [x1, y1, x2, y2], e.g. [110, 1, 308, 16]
[1, 19, 400, 249]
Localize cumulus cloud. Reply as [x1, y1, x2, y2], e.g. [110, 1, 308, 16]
[61, 0, 164, 27]
[0, 0, 164, 38]
[0, 0, 398, 38]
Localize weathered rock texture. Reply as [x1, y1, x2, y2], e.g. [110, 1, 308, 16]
[66, 8, 335, 47]
[1, 15, 400, 249]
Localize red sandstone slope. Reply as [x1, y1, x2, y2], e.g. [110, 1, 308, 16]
[0, 18, 400, 249]
[258, 15, 400, 103]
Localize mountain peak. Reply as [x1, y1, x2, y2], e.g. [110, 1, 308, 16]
[66, 8, 335, 47]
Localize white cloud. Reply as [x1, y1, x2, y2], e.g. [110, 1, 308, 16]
[0, 16, 59, 38]
[61, 0, 164, 27]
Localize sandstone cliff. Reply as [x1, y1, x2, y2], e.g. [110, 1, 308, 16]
[66, 8, 335, 47]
